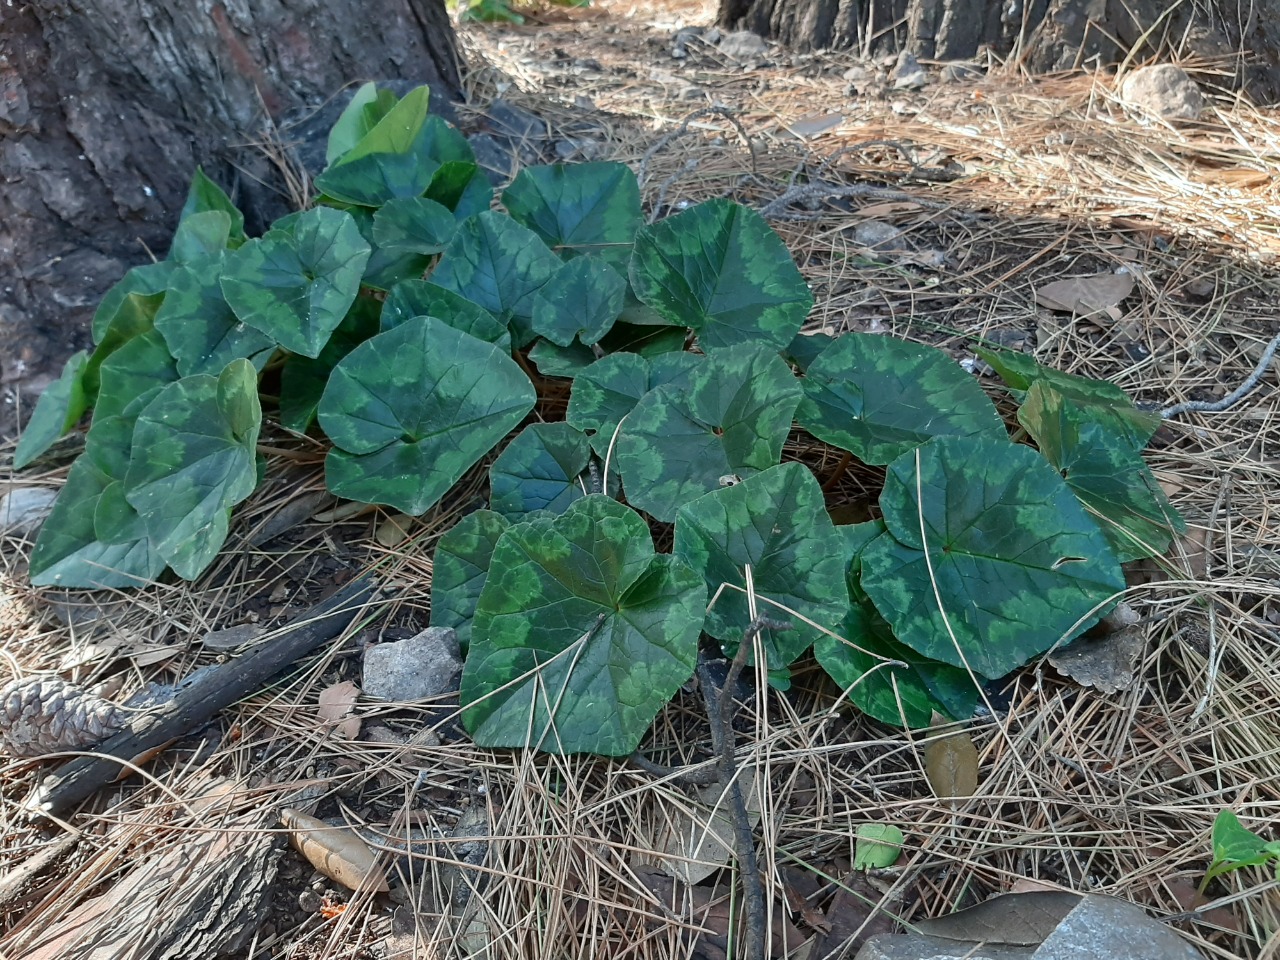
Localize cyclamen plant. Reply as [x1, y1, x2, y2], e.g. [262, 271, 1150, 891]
[14, 84, 1185, 754]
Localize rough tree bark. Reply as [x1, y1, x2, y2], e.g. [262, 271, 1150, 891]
[0, 0, 464, 439]
[719, 0, 1280, 101]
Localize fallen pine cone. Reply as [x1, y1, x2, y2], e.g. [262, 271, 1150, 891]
[0, 676, 129, 758]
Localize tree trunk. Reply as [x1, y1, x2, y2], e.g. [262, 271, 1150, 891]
[719, 0, 1280, 102]
[0, 0, 464, 439]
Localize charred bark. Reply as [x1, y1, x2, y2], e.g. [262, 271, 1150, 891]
[0, 0, 464, 438]
[719, 0, 1280, 102]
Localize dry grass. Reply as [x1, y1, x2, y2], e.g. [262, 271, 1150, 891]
[4, 1, 1280, 958]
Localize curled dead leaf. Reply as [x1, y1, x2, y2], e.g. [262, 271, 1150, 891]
[281, 807, 389, 892]
[1035, 271, 1134, 317]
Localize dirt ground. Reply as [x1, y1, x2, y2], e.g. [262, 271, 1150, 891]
[2, 0, 1280, 957]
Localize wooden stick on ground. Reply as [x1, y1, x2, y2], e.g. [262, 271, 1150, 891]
[34, 575, 383, 817]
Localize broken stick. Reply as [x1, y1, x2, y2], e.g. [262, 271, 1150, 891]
[34, 575, 382, 817]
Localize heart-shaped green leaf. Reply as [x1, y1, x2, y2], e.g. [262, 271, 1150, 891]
[616, 343, 801, 521]
[429, 509, 511, 651]
[977, 345, 1159, 451]
[530, 255, 626, 346]
[13, 351, 90, 470]
[567, 351, 702, 456]
[91, 261, 176, 342]
[489, 422, 593, 519]
[278, 295, 381, 433]
[169, 210, 233, 264]
[155, 255, 277, 377]
[340, 204, 431, 292]
[630, 198, 813, 351]
[220, 206, 371, 359]
[502, 162, 642, 268]
[815, 521, 974, 728]
[314, 87, 462, 207]
[371, 196, 457, 256]
[29, 452, 167, 589]
[1019, 381, 1184, 561]
[431, 211, 561, 345]
[861, 436, 1126, 678]
[461, 495, 707, 755]
[674, 462, 849, 667]
[124, 359, 262, 580]
[94, 329, 179, 422]
[325, 82, 399, 167]
[319, 317, 536, 515]
[427, 160, 493, 221]
[84, 290, 166, 401]
[179, 168, 246, 245]
[381, 280, 510, 349]
[1212, 810, 1272, 865]
[798, 333, 1005, 464]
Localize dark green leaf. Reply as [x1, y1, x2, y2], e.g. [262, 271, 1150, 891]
[531, 255, 626, 346]
[279, 295, 381, 433]
[154, 255, 277, 376]
[372, 196, 457, 256]
[527, 339, 598, 378]
[426, 160, 493, 221]
[29, 455, 167, 589]
[461, 496, 707, 755]
[1019, 382, 1184, 561]
[84, 291, 165, 398]
[630, 198, 813, 351]
[977, 345, 1159, 451]
[616, 343, 801, 521]
[314, 86, 443, 207]
[815, 521, 973, 727]
[429, 509, 511, 651]
[180, 168, 246, 245]
[13, 351, 90, 470]
[489, 423, 593, 519]
[783, 330, 835, 371]
[798, 332, 1005, 464]
[381, 279, 510, 349]
[169, 210, 233, 264]
[91, 261, 176, 343]
[673, 462, 849, 667]
[431, 211, 561, 345]
[325, 82, 398, 167]
[94, 480, 151, 545]
[1212, 810, 1272, 865]
[319, 317, 535, 515]
[567, 351, 701, 456]
[596, 321, 688, 357]
[220, 206, 371, 358]
[502, 162, 641, 268]
[861, 436, 1126, 679]
[94, 330, 179, 422]
[342, 204, 431, 292]
[124, 360, 262, 580]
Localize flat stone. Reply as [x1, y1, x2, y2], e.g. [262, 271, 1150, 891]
[0, 487, 58, 536]
[857, 933, 1033, 959]
[362, 626, 461, 702]
[718, 30, 768, 60]
[486, 98, 547, 141]
[1120, 65, 1206, 120]
[1034, 895, 1203, 959]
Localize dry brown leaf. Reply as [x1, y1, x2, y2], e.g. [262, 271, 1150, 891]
[1048, 620, 1145, 694]
[782, 112, 844, 139]
[375, 512, 415, 547]
[808, 871, 900, 956]
[856, 200, 921, 218]
[1178, 526, 1210, 579]
[282, 807, 389, 892]
[916, 890, 1082, 944]
[1035, 271, 1135, 316]
[649, 769, 760, 884]
[923, 712, 979, 802]
[317, 680, 361, 740]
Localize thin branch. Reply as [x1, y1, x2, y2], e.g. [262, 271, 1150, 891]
[1160, 330, 1280, 419]
[758, 180, 954, 220]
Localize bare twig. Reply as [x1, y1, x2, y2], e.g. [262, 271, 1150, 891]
[1160, 330, 1280, 419]
[697, 615, 790, 960]
[638, 106, 758, 190]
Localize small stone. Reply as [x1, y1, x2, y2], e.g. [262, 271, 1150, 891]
[485, 99, 547, 141]
[1120, 64, 1205, 121]
[298, 889, 324, 912]
[842, 63, 871, 83]
[362, 626, 462, 702]
[853, 220, 905, 249]
[468, 133, 517, 184]
[717, 30, 768, 60]
[891, 51, 927, 90]
[0, 487, 58, 536]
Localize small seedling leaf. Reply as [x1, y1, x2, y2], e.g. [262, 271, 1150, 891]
[13, 351, 90, 470]
[853, 823, 905, 869]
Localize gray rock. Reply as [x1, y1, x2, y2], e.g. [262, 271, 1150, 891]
[842, 62, 872, 83]
[1120, 65, 1206, 120]
[486, 98, 547, 141]
[0, 487, 57, 536]
[468, 132, 518, 184]
[891, 51, 927, 90]
[853, 220, 905, 250]
[362, 626, 462, 702]
[718, 30, 768, 60]
[857, 933, 1033, 959]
